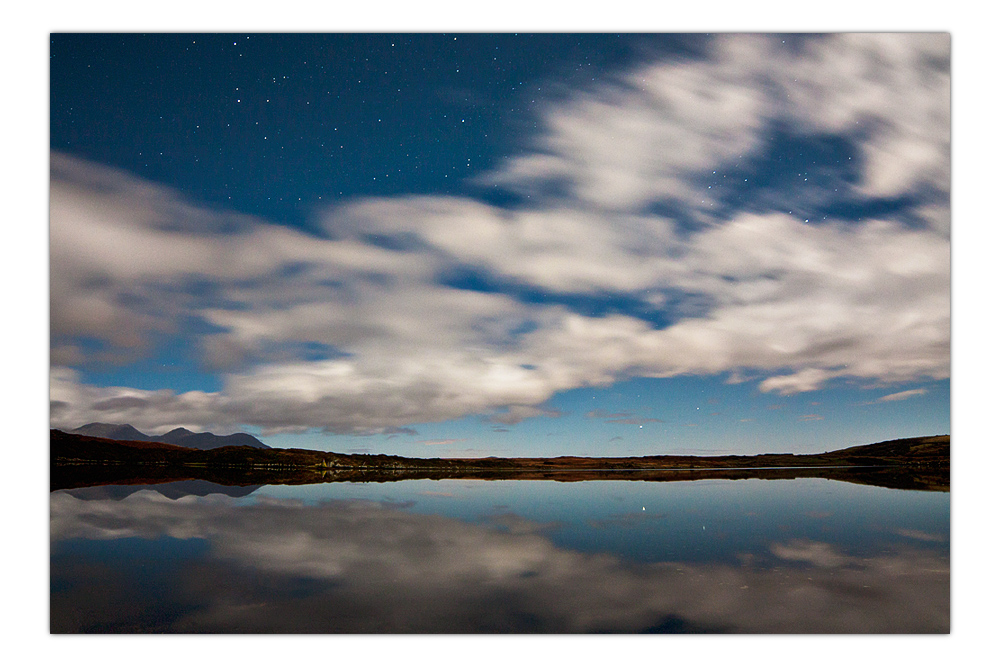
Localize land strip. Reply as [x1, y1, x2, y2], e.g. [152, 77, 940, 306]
[50, 430, 950, 492]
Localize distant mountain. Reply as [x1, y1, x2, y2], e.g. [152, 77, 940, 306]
[71, 422, 154, 442]
[69, 423, 269, 450]
[158, 429, 270, 450]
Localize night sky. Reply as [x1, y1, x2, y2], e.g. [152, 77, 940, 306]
[48, 33, 951, 457]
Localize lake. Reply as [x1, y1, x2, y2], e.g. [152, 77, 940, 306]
[50, 475, 949, 633]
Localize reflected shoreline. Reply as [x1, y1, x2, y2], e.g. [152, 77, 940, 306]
[52, 460, 948, 493]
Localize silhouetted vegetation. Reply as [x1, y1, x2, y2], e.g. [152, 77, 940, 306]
[51, 430, 949, 492]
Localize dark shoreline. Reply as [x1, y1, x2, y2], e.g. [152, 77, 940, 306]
[51, 430, 950, 492]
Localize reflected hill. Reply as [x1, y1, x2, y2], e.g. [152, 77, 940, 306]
[51, 430, 949, 493]
[64, 480, 263, 501]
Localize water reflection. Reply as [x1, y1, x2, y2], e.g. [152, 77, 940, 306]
[51, 485, 949, 633]
[64, 480, 262, 501]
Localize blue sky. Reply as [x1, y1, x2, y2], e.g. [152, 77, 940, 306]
[48, 33, 951, 456]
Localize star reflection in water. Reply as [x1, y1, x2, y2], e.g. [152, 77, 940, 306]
[50, 478, 949, 633]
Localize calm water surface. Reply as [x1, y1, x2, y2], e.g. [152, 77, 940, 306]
[50, 477, 949, 633]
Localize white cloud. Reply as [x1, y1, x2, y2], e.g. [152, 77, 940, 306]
[878, 388, 929, 402]
[50, 366, 231, 435]
[417, 439, 465, 447]
[760, 369, 836, 396]
[50, 34, 949, 435]
[484, 33, 949, 211]
[485, 34, 773, 213]
[780, 33, 950, 198]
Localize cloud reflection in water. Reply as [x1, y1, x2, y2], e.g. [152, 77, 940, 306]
[50, 491, 948, 633]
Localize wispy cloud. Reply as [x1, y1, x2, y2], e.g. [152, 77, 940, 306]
[485, 405, 563, 425]
[586, 409, 633, 419]
[418, 439, 466, 447]
[877, 388, 928, 402]
[893, 528, 947, 542]
[606, 417, 665, 425]
[585, 409, 664, 425]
